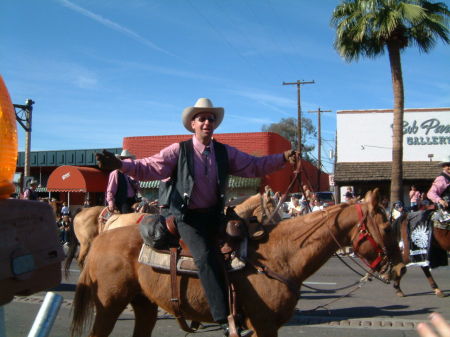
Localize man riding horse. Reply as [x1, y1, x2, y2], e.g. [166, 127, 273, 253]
[427, 155, 450, 211]
[96, 97, 298, 337]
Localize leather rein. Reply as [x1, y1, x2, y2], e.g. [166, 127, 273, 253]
[250, 163, 391, 296]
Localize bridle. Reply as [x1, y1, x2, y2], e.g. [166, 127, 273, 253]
[349, 203, 389, 272]
[258, 193, 279, 226]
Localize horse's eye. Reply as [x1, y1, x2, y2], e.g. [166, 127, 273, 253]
[384, 227, 391, 233]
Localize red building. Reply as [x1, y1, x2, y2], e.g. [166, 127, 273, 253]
[123, 132, 329, 195]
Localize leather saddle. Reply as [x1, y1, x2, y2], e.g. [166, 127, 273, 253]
[137, 212, 257, 337]
[138, 213, 250, 274]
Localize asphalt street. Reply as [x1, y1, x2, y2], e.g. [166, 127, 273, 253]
[3, 256, 450, 337]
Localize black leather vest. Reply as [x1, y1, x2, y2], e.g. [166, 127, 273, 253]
[168, 139, 229, 220]
[115, 171, 128, 205]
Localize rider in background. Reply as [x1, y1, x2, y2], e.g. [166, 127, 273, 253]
[427, 155, 450, 210]
[106, 149, 140, 214]
[23, 179, 39, 200]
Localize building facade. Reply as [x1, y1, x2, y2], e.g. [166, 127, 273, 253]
[16, 132, 330, 208]
[334, 107, 450, 204]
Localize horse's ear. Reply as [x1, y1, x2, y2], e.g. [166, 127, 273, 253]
[372, 188, 380, 205]
[263, 190, 270, 202]
[366, 188, 380, 213]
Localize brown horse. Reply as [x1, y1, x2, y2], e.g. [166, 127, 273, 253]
[70, 189, 405, 337]
[393, 211, 450, 297]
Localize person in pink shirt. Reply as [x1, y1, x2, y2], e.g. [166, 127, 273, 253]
[96, 97, 298, 336]
[106, 149, 140, 214]
[427, 155, 450, 210]
[23, 179, 39, 200]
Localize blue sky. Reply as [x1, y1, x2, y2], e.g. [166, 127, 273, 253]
[2, 0, 449, 173]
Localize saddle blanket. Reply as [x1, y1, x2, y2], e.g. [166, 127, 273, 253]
[138, 242, 247, 276]
[406, 210, 448, 269]
[406, 211, 432, 267]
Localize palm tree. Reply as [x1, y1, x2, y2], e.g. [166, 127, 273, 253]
[331, 0, 449, 205]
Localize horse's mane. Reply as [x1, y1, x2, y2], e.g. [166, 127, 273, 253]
[272, 202, 351, 247]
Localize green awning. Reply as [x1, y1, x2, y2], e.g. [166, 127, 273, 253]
[139, 176, 261, 189]
[140, 180, 161, 189]
[228, 176, 261, 188]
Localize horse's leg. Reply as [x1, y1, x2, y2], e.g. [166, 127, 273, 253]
[393, 279, 406, 297]
[245, 317, 279, 337]
[421, 266, 446, 298]
[77, 240, 90, 268]
[90, 298, 129, 337]
[130, 294, 158, 337]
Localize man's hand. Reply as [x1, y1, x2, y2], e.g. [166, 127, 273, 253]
[96, 150, 122, 171]
[439, 199, 449, 209]
[283, 150, 300, 165]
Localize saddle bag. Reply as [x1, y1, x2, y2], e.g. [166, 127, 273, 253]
[139, 214, 179, 250]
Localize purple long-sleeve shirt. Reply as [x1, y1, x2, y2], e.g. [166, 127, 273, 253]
[106, 170, 140, 209]
[121, 135, 286, 209]
[427, 173, 450, 204]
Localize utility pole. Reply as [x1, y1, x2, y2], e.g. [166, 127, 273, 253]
[282, 80, 314, 158]
[308, 107, 331, 190]
[14, 99, 34, 189]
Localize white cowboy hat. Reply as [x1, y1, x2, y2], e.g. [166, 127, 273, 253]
[439, 154, 450, 166]
[181, 98, 224, 133]
[29, 179, 38, 186]
[116, 149, 136, 160]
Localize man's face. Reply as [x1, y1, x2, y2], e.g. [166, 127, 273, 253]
[443, 164, 450, 175]
[191, 112, 216, 140]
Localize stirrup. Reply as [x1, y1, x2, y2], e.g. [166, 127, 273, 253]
[221, 324, 253, 337]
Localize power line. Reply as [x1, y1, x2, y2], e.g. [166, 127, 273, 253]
[308, 108, 331, 187]
[282, 80, 315, 156]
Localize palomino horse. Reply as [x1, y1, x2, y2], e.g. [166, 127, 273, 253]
[393, 211, 450, 297]
[71, 189, 405, 337]
[65, 205, 104, 271]
[66, 204, 160, 272]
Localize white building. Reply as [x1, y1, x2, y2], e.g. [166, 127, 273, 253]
[334, 107, 450, 204]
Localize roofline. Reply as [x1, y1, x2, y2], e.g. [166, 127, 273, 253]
[337, 107, 450, 114]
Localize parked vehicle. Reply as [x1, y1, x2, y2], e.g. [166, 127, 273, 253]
[315, 191, 335, 207]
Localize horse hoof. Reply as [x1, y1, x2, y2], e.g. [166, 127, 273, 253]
[435, 289, 447, 298]
[395, 290, 406, 297]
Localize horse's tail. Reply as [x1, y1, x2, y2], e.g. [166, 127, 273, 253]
[70, 266, 94, 337]
[64, 231, 79, 278]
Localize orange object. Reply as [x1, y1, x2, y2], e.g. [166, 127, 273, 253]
[0, 76, 18, 199]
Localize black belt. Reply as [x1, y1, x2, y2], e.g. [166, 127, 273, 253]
[186, 207, 217, 214]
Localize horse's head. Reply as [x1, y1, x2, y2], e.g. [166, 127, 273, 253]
[223, 191, 281, 239]
[229, 191, 281, 224]
[350, 188, 406, 283]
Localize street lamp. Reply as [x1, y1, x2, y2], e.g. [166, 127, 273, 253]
[14, 99, 34, 190]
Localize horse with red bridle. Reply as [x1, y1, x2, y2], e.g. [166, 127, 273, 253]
[70, 189, 405, 337]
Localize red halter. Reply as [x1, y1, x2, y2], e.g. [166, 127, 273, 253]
[352, 203, 385, 270]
